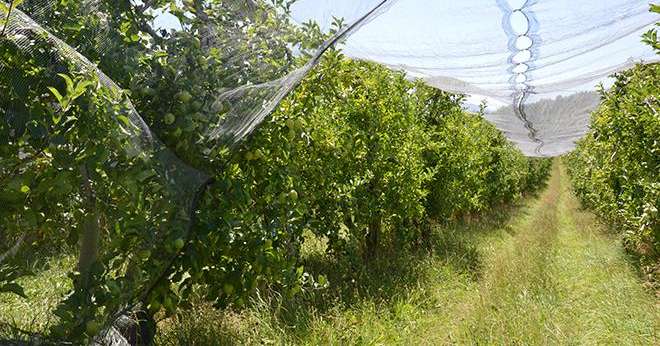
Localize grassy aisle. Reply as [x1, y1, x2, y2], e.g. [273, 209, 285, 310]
[158, 161, 658, 344]
[453, 161, 658, 344]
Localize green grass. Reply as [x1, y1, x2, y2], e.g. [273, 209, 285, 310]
[2, 161, 658, 344]
[0, 252, 75, 338]
[157, 161, 659, 345]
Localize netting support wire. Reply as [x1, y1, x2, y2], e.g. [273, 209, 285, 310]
[514, 90, 544, 154]
[304, 0, 393, 68]
[0, 0, 16, 37]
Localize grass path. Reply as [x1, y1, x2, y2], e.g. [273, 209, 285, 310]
[450, 161, 659, 344]
[159, 161, 659, 344]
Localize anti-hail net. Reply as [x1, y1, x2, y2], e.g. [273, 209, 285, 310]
[0, 0, 401, 339]
[0, 0, 657, 340]
[323, 0, 658, 156]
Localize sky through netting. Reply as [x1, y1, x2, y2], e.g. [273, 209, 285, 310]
[4, 0, 658, 158]
[151, 0, 659, 156]
[286, 0, 658, 156]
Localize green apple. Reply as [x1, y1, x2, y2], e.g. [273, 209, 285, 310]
[85, 320, 101, 336]
[142, 86, 156, 96]
[107, 281, 120, 295]
[173, 238, 185, 251]
[163, 296, 175, 311]
[294, 118, 304, 131]
[148, 301, 161, 314]
[176, 91, 193, 103]
[288, 189, 298, 201]
[164, 113, 176, 125]
[190, 101, 203, 111]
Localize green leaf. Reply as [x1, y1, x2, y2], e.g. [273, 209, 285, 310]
[48, 86, 70, 116]
[317, 275, 328, 286]
[57, 73, 74, 95]
[0, 0, 23, 16]
[49, 74, 94, 116]
[73, 80, 93, 98]
[52, 114, 63, 125]
[135, 169, 155, 182]
[47, 86, 64, 104]
[164, 113, 176, 125]
[117, 115, 131, 127]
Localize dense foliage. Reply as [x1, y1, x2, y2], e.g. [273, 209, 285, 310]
[1, 0, 550, 342]
[176, 51, 551, 312]
[566, 10, 659, 286]
[420, 91, 551, 221]
[565, 61, 659, 285]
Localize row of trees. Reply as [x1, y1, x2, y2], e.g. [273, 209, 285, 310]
[184, 50, 551, 312]
[565, 61, 659, 287]
[1, 0, 550, 342]
[565, 10, 659, 288]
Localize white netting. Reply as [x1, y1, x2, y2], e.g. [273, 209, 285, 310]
[5, 0, 656, 158]
[0, 0, 403, 339]
[303, 0, 658, 156]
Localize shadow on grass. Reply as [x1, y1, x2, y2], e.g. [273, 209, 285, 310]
[3, 241, 74, 280]
[562, 183, 659, 292]
[0, 246, 76, 345]
[290, 199, 534, 332]
[0, 322, 41, 346]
